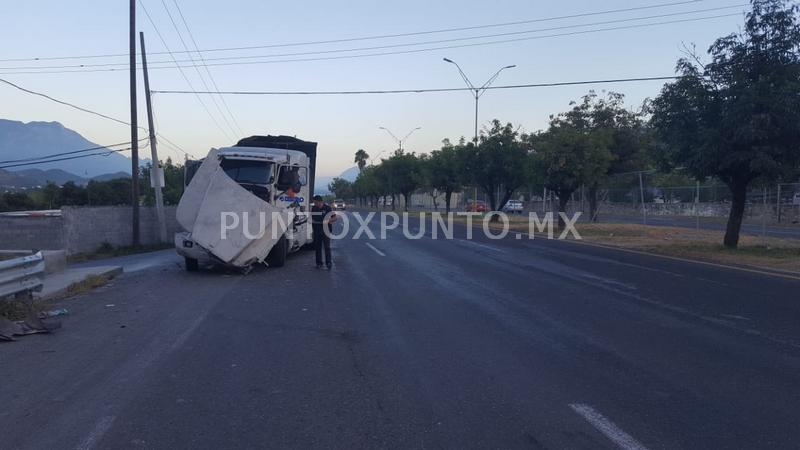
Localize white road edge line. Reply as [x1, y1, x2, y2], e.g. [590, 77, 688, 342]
[569, 403, 649, 450]
[76, 415, 115, 450]
[365, 242, 386, 257]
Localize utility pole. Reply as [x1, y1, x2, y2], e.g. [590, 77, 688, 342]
[443, 58, 515, 143]
[129, 0, 140, 246]
[140, 32, 167, 243]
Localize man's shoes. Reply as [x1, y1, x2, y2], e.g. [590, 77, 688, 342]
[326, 262, 332, 270]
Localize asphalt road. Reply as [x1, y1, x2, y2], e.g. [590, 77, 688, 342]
[3, 213, 800, 449]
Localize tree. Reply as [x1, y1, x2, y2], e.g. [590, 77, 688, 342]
[528, 107, 614, 228]
[426, 139, 464, 213]
[354, 149, 370, 172]
[461, 120, 529, 218]
[328, 177, 354, 199]
[353, 165, 382, 207]
[42, 182, 60, 209]
[650, 0, 800, 248]
[578, 91, 649, 221]
[381, 150, 423, 211]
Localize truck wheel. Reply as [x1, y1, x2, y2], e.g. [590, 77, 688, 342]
[185, 257, 199, 272]
[267, 235, 288, 268]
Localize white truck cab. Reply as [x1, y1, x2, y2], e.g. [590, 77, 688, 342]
[175, 136, 317, 271]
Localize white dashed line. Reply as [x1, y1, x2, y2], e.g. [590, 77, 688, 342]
[569, 403, 649, 450]
[365, 242, 386, 256]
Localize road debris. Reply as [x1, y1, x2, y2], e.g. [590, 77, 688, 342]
[0, 313, 61, 342]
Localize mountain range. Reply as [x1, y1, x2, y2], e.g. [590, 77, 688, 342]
[0, 119, 134, 179]
[316, 166, 359, 195]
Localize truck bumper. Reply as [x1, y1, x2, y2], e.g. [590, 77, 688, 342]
[174, 232, 212, 262]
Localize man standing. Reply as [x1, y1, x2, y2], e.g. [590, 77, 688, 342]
[311, 195, 337, 269]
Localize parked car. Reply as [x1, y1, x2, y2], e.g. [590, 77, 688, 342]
[465, 201, 488, 212]
[503, 200, 524, 214]
[332, 199, 346, 210]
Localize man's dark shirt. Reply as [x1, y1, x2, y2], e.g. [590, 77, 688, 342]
[311, 203, 332, 228]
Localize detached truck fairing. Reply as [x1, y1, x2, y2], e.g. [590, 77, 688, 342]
[175, 135, 318, 271]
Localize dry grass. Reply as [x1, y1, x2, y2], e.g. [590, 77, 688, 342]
[0, 296, 53, 321]
[447, 215, 800, 274]
[65, 274, 113, 296]
[570, 223, 800, 273]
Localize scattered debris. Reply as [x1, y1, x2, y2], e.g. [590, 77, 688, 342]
[0, 313, 61, 342]
[40, 308, 69, 318]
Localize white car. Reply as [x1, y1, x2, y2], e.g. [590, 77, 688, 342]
[332, 199, 346, 210]
[503, 200, 524, 214]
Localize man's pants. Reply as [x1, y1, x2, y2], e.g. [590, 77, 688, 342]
[313, 226, 331, 265]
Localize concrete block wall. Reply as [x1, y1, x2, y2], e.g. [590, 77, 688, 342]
[61, 206, 180, 255]
[0, 215, 65, 251]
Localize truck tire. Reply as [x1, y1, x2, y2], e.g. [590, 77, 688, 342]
[185, 257, 199, 272]
[267, 235, 288, 268]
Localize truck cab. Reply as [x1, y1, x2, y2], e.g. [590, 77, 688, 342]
[175, 136, 317, 271]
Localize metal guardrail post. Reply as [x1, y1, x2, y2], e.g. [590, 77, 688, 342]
[0, 252, 45, 300]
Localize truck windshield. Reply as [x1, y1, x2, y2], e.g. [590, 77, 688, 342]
[220, 158, 273, 185]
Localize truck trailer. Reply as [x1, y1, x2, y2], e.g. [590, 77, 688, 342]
[175, 135, 318, 271]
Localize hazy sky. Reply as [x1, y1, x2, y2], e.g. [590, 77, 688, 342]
[0, 0, 748, 176]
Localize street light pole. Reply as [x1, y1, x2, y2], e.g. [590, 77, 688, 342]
[443, 58, 515, 143]
[378, 126, 421, 152]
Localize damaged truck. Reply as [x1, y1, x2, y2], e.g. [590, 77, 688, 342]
[175, 135, 318, 271]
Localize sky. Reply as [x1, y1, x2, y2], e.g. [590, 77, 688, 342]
[0, 0, 749, 177]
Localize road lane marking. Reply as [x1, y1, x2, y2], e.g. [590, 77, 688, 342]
[365, 242, 386, 256]
[458, 239, 505, 253]
[569, 403, 649, 450]
[76, 415, 115, 450]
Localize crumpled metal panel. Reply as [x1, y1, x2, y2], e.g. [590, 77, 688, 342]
[176, 149, 290, 267]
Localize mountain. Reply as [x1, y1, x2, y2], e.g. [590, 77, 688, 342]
[14, 168, 86, 186]
[92, 171, 130, 182]
[315, 166, 359, 195]
[0, 119, 133, 177]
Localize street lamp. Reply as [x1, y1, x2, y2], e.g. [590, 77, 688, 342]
[378, 126, 422, 152]
[443, 58, 515, 142]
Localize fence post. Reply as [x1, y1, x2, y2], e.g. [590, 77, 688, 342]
[695, 180, 700, 232]
[638, 171, 647, 225]
[762, 186, 767, 239]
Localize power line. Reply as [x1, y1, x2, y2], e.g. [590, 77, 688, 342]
[172, 0, 244, 136]
[138, 0, 234, 142]
[0, 4, 745, 71]
[152, 75, 688, 95]
[0, 0, 704, 62]
[0, 139, 146, 165]
[0, 13, 742, 75]
[158, 0, 239, 139]
[0, 148, 133, 170]
[0, 76, 189, 156]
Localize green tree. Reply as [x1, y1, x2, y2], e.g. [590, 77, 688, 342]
[528, 109, 614, 228]
[328, 177, 354, 199]
[461, 120, 529, 218]
[42, 182, 60, 209]
[60, 181, 87, 206]
[353, 165, 382, 207]
[381, 150, 423, 211]
[649, 0, 800, 248]
[426, 139, 464, 213]
[354, 149, 370, 172]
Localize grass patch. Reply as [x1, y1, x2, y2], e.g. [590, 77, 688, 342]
[0, 296, 53, 321]
[448, 216, 800, 274]
[68, 242, 173, 263]
[65, 274, 113, 297]
[570, 223, 800, 273]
